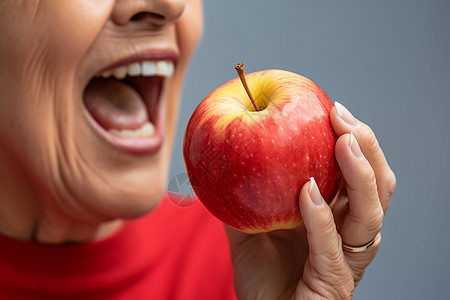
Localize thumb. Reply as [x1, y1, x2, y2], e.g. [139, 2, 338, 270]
[296, 178, 354, 299]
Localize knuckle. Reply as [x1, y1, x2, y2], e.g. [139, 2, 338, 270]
[318, 212, 337, 234]
[348, 194, 384, 229]
[304, 261, 354, 300]
[356, 162, 377, 194]
[320, 265, 355, 300]
[326, 234, 345, 263]
[365, 165, 377, 187]
[349, 209, 383, 234]
[380, 168, 396, 213]
[360, 123, 380, 156]
[367, 213, 384, 233]
[308, 261, 354, 299]
[385, 169, 397, 197]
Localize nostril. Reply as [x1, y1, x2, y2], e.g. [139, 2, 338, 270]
[131, 12, 165, 22]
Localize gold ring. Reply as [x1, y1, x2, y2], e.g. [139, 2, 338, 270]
[342, 233, 381, 253]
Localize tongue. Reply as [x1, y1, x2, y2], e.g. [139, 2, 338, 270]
[83, 78, 149, 130]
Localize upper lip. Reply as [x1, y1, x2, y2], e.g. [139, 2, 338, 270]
[96, 48, 179, 76]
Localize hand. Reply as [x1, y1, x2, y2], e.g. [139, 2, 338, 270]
[226, 102, 396, 299]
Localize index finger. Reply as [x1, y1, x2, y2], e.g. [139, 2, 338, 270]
[330, 102, 396, 213]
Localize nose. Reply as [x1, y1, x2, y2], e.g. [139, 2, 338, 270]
[112, 0, 186, 26]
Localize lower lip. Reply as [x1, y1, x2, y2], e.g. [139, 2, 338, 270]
[84, 100, 165, 155]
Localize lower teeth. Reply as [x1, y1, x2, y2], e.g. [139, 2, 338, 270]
[108, 122, 155, 138]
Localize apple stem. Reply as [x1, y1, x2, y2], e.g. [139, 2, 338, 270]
[235, 62, 260, 111]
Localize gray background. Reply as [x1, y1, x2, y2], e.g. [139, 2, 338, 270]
[169, 1, 450, 299]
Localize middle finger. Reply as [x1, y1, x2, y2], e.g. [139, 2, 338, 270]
[335, 133, 384, 247]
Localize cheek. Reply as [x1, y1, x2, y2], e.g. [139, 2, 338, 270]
[0, 2, 115, 197]
[163, 0, 203, 145]
[31, 2, 114, 72]
[176, 0, 204, 65]
[0, 1, 115, 141]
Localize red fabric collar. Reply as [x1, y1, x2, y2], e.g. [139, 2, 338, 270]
[0, 195, 236, 299]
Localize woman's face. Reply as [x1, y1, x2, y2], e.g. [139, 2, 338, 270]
[0, 0, 203, 221]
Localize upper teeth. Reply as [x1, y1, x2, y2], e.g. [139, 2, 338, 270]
[99, 60, 174, 80]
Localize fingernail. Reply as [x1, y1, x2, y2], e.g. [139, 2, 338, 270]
[335, 101, 358, 126]
[349, 132, 363, 158]
[309, 177, 324, 206]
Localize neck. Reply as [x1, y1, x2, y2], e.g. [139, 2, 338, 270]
[32, 215, 124, 245]
[0, 155, 124, 245]
[0, 197, 124, 244]
[0, 194, 124, 244]
[32, 220, 123, 245]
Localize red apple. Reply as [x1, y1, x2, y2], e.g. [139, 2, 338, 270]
[183, 64, 341, 233]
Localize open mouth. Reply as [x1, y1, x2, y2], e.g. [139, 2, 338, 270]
[83, 60, 174, 154]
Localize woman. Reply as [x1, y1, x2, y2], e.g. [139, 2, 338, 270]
[0, 0, 396, 299]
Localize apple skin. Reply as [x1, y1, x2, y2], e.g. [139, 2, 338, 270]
[183, 69, 341, 233]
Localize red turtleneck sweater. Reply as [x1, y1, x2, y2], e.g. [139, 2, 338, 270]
[0, 195, 237, 299]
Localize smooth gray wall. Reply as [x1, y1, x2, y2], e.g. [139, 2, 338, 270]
[169, 1, 450, 298]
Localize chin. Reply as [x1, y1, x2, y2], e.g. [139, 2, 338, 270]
[71, 169, 168, 221]
[53, 135, 174, 221]
[103, 183, 166, 219]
